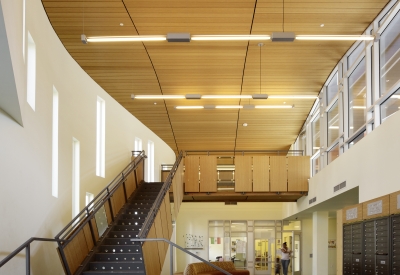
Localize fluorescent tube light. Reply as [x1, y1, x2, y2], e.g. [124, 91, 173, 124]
[351, 106, 367, 109]
[296, 35, 374, 41]
[191, 35, 270, 41]
[390, 95, 400, 99]
[132, 94, 185, 99]
[255, 105, 293, 109]
[268, 95, 317, 99]
[86, 36, 167, 42]
[175, 106, 204, 109]
[329, 126, 339, 129]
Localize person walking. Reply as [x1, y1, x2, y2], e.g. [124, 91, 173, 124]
[280, 242, 292, 275]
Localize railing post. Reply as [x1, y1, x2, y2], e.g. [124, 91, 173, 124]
[170, 243, 174, 275]
[26, 244, 30, 275]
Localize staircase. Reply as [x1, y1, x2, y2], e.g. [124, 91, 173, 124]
[82, 182, 164, 275]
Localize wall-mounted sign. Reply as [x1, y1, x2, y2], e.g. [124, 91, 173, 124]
[346, 208, 357, 220]
[367, 200, 382, 216]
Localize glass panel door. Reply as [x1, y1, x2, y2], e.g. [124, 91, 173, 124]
[281, 231, 301, 275]
[255, 227, 275, 275]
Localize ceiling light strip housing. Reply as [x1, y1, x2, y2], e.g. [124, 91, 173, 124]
[174, 105, 293, 109]
[296, 35, 374, 41]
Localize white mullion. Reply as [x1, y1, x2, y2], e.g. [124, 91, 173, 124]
[338, 89, 345, 154]
[365, 41, 375, 135]
[342, 75, 350, 149]
[320, 89, 327, 169]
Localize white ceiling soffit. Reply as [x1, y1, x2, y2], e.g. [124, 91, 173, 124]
[0, 3, 23, 126]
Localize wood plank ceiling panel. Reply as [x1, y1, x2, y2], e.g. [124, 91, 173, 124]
[42, 0, 390, 153]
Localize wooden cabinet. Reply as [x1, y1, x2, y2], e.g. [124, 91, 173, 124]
[235, 156, 252, 192]
[270, 156, 287, 192]
[253, 156, 269, 192]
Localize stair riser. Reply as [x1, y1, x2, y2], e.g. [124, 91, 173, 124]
[95, 253, 142, 261]
[90, 262, 144, 271]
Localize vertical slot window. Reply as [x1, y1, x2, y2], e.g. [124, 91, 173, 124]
[86, 192, 94, 210]
[27, 32, 36, 110]
[72, 138, 80, 218]
[311, 116, 320, 155]
[379, 12, 400, 96]
[96, 97, 105, 178]
[327, 101, 339, 146]
[135, 137, 142, 156]
[326, 72, 338, 105]
[147, 140, 154, 182]
[348, 58, 367, 136]
[52, 87, 59, 197]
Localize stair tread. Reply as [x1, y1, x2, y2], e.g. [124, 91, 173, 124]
[83, 271, 143, 274]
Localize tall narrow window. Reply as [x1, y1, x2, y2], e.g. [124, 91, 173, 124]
[311, 116, 320, 155]
[327, 101, 339, 146]
[52, 87, 59, 198]
[147, 140, 154, 182]
[348, 58, 367, 136]
[96, 96, 105, 178]
[72, 138, 80, 218]
[135, 137, 142, 156]
[27, 32, 36, 110]
[86, 192, 94, 210]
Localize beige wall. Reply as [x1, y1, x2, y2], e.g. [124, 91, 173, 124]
[0, 0, 175, 274]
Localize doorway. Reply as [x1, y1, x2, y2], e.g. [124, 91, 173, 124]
[281, 231, 301, 275]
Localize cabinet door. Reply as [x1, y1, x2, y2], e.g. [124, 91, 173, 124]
[253, 156, 269, 192]
[235, 156, 252, 192]
[270, 156, 287, 192]
[287, 156, 309, 191]
[199, 156, 217, 192]
[184, 156, 199, 192]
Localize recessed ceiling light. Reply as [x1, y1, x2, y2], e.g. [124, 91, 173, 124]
[320, 24, 324, 27]
[386, 79, 390, 82]
[283, 102, 286, 104]
[242, 123, 248, 127]
[120, 23, 124, 26]
[154, 102, 157, 105]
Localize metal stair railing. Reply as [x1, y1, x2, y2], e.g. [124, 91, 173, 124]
[54, 150, 147, 275]
[135, 238, 233, 275]
[138, 151, 183, 239]
[0, 237, 67, 275]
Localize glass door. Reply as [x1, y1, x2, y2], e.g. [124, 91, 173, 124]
[254, 222, 275, 275]
[282, 231, 301, 275]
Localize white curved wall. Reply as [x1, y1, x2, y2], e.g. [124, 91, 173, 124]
[0, 0, 175, 274]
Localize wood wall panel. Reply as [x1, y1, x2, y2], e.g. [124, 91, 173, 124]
[64, 229, 89, 275]
[362, 195, 390, 220]
[173, 162, 184, 217]
[287, 156, 310, 191]
[143, 224, 161, 275]
[104, 202, 113, 225]
[82, 223, 94, 251]
[342, 203, 363, 224]
[91, 218, 100, 242]
[112, 185, 126, 216]
[136, 161, 144, 184]
[200, 156, 217, 192]
[390, 190, 400, 215]
[153, 211, 166, 268]
[336, 209, 343, 275]
[270, 156, 287, 192]
[159, 198, 169, 256]
[235, 156, 252, 192]
[164, 195, 173, 240]
[253, 156, 269, 192]
[184, 156, 199, 192]
[125, 172, 137, 199]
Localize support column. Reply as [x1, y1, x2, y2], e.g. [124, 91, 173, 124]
[312, 211, 329, 275]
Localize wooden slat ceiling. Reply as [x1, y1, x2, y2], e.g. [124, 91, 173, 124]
[41, 0, 390, 153]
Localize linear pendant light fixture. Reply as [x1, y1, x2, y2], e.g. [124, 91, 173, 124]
[174, 105, 294, 109]
[131, 94, 316, 100]
[81, 33, 375, 44]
